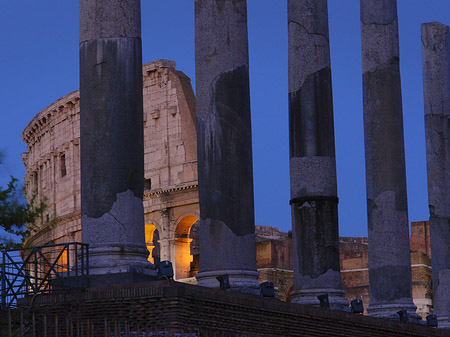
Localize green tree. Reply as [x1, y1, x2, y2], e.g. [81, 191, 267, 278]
[0, 155, 46, 250]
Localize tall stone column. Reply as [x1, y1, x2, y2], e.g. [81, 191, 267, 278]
[288, 0, 347, 310]
[421, 22, 450, 328]
[360, 0, 417, 318]
[80, 0, 154, 277]
[194, 0, 259, 293]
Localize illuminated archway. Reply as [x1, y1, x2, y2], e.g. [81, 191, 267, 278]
[174, 215, 198, 280]
[145, 223, 160, 264]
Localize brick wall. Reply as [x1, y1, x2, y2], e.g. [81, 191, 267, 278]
[18, 281, 446, 337]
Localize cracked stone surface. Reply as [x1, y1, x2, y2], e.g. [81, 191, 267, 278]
[80, 0, 141, 42]
[421, 22, 450, 323]
[194, 0, 258, 291]
[288, 0, 345, 308]
[361, 0, 416, 317]
[80, 0, 152, 275]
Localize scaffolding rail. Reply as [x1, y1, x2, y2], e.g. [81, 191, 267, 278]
[1, 242, 89, 309]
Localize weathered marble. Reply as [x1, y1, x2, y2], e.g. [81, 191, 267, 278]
[421, 22, 450, 328]
[194, 0, 259, 293]
[360, 0, 417, 319]
[288, 0, 347, 310]
[80, 0, 154, 277]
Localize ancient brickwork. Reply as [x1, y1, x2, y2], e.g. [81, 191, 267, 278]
[339, 222, 433, 318]
[20, 282, 447, 337]
[253, 224, 433, 318]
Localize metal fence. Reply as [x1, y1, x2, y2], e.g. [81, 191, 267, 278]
[1, 242, 89, 309]
[4, 311, 263, 337]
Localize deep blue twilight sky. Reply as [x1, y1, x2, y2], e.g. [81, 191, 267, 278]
[1, 1, 449, 237]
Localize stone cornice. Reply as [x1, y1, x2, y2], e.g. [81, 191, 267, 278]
[144, 182, 198, 198]
[22, 90, 80, 145]
[21, 61, 177, 146]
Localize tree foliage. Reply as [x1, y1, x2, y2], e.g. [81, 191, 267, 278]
[0, 177, 46, 250]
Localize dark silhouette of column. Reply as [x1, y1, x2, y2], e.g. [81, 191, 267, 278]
[194, 0, 259, 293]
[80, 0, 154, 279]
[288, 0, 347, 309]
[421, 22, 450, 328]
[360, 0, 417, 318]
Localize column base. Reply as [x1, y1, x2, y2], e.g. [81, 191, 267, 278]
[87, 243, 156, 276]
[196, 270, 260, 295]
[290, 288, 348, 311]
[437, 317, 450, 329]
[367, 302, 421, 320]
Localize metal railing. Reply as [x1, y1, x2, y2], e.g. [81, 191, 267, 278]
[4, 311, 262, 337]
[1, 242, 89, 309]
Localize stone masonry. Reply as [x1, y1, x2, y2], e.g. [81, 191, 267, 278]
[360, 0, 417, 318]
[194, 0, 260, 293]
[288, 0, 346, 309]
[79, 0, 151, 277]
[421, 22, 450, 328]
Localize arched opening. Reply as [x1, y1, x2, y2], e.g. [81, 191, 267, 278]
[145, 224, 160, 265]
[174, 215, 198, 280]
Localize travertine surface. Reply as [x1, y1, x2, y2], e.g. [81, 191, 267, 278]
[288, 0, 345, 310]
[194, 0, 259, 293]
[421, 22, 450, 328]
[360, 0, 417, 319]
[22, 60, 199, 279]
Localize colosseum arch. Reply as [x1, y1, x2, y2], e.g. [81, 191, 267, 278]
[174, 214, 199, 280]
[145, 222, 161, 265]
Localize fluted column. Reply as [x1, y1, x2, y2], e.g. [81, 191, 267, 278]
[194, 0, 259, 293]
[360, 0, 417, 318]
[288, 0, 347, 309]
[421, 22, 450, 328]
[80, 0, 154, 276]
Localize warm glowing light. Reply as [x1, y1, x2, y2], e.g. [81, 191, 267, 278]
[174, 216, 198, 280]
[145, 224, 157, 263]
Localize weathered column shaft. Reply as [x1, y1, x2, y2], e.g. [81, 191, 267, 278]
[80, 0, 153, 276]
[421, 22, 450, 328]
[360, 0, 417, 318]
[288, 0, 346, 309]
[194, 0, 259, 293]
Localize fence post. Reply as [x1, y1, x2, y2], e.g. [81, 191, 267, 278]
[86, 245, 89, 278]
[1, 251, 6, 310]
[32, 312, 36, 337]
[66, 244, 70, 288]
[21, 311, 24, 337]
[8, 309, 12, 337]
[34, 248, 38, 293]
[44, 314, 47, 337]
[55, 314, 59, 337]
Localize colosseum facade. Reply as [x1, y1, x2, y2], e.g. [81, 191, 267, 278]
[21, 59, 199, 281]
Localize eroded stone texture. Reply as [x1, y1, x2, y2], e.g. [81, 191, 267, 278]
[195, 0, 259, 293]
[421, 22, 450, 328]
[288, 0, 346, 309]
[360, 0, 417, 318]
[79, 0, 153, 276]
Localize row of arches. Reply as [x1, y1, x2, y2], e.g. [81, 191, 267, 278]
[145, 215, 199, 280]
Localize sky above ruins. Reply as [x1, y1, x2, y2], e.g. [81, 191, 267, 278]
[1, 1, 449, 237]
